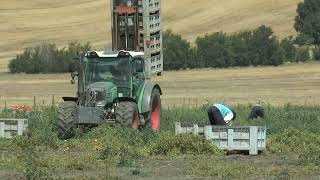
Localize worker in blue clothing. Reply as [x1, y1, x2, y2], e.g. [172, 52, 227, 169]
[207, 103, 236, 125]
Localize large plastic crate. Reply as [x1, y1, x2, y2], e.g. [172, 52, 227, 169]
[175, 122, 267, 155]
[0, 119, 28, 139]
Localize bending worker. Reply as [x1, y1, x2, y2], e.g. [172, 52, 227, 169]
[207, 103, 236, 125]
[248, 104, 265, 120]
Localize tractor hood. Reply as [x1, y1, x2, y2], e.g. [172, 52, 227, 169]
[85, 82, 117, 107]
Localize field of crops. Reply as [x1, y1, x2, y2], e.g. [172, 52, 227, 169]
[0, 104, 319, 179]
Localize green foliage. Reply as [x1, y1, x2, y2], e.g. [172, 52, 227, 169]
[0, 108, 31, 119]
[242, 104, 320, 135]
[314, 46, 320, 60]
[89, 125, 156, 167]
[151, 132, 223, 156]
[15, 137, 51, 180]
[163, 25, 287, 70]
[295, 48, 310, 62]
[294, 33, 315, 46]
[181, 25, 284, 70]
[160, 105, 209, 131]
[163, 30, 195, 70]
[294, 0, 320, 45]
[27, 107, 58, 146]
[269, 128, 320, 165]
[8, 42, 91, 74]
[280, 37, 297, 62]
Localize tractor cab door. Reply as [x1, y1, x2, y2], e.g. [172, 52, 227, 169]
[131, 56, 145, 97]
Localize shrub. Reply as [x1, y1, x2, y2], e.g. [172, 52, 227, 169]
[314, 46, 320, 60]
[94, 125, 156, 167]
[8, 42, 91, 74]
[163, 30, 194, 70]
[150, 132, 223, 156]
[294, 33, 315, 46]
[268, 128, 320, 164]
[295, 48, 310, 62]
[280, 37, 297, 62]
[194, 25, 285, 68]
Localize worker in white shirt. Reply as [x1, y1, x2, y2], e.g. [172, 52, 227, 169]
[207, 103, 236, 126]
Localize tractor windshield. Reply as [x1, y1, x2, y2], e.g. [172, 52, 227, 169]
[84, 57, 130, 87]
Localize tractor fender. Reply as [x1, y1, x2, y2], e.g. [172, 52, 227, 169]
[139, 81, 162, 113]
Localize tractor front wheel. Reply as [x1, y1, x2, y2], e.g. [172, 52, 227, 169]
[58, 101, 77, 140]
[115, 101, 139, 129]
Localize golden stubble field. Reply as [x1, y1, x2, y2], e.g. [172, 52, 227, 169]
[0, 63, 319, 108]
[0, 0, 301, 62]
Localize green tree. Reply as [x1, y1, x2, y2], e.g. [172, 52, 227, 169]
[294, 0, 320, 44]
[295, 48, 310, 62]
[314, 46, 320, 60]
[163, 30, 193, 70]
[280, 36, 297, 62]
[195, 32, 230, 68]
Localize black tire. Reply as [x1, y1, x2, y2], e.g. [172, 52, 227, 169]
[58, 101, 77, 140]
[115, 101, 139, 129]
[148, 88, 161, 132]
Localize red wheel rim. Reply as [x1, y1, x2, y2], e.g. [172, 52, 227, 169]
[151, 97, 160, 131]
[132, 110, 139, 129]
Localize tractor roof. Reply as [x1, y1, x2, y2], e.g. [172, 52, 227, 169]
[85, 50, 144, 58]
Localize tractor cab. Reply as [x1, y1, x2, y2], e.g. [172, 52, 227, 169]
[78, 50, 146, 107]
[83, 51, 144, 98]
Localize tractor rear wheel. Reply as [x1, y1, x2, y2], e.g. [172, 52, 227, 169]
[115, 101, 139, 129]
[148, 88, 161, 132]
[58, 101, 77, 140]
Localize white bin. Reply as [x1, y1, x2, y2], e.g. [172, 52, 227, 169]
[0, 119, 28, 139]
[175, 122, 267, 155]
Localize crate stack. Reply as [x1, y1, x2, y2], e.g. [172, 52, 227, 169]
[139, 0, 163, 76]
[111, 0, 163, 77]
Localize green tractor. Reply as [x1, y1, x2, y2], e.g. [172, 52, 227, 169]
[58, 50, 162, 139]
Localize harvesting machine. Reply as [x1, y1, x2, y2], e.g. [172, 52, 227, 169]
[58, 0, 163, 139]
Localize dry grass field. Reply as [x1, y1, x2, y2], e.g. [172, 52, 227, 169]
[0, 62, 319, 108]
[0, 0, 301, 63]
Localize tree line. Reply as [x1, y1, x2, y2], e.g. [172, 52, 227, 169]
[8, 42, 91, 74]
